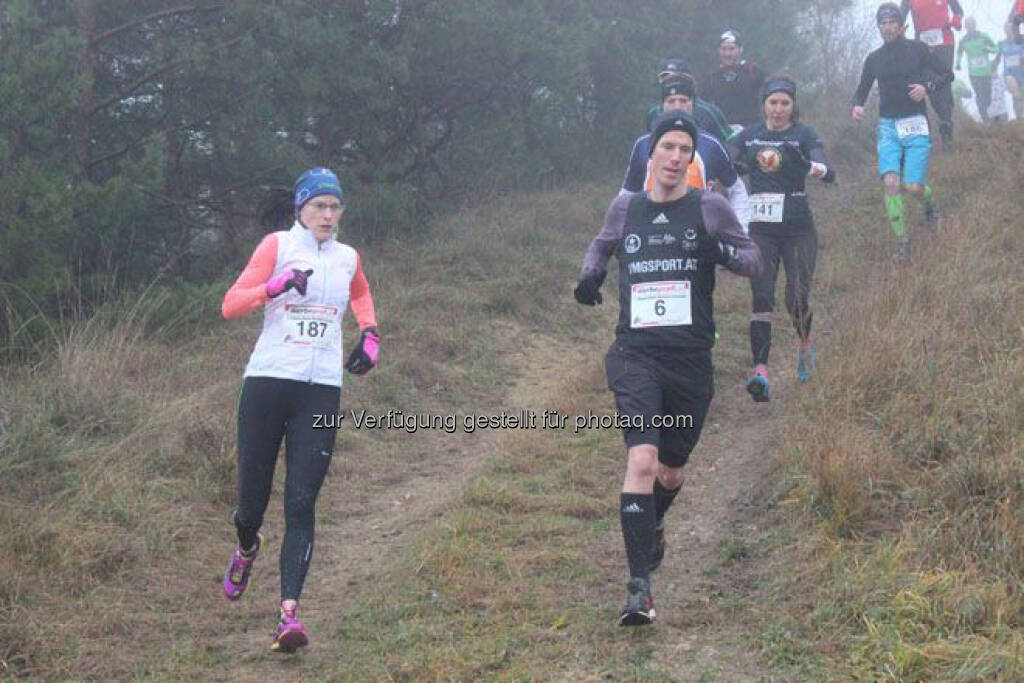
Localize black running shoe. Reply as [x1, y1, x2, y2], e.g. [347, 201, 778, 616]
[649, 521, 666, 572]
[924, 205, 940, 231]
[619, 577, 656, 626]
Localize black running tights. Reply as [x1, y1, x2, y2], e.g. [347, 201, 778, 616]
[749, 225, 818, 365]
[233, 376, 340, 601]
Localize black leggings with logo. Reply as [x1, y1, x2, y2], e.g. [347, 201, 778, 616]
[749, 223, 818, 366]
[233, 376, 340, 601]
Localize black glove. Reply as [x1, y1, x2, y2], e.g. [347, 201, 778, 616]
[344, 327, 379, 375]
[700, 234, 734, 266]
[574, 271, 606, 305]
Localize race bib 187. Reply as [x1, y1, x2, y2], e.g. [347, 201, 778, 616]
[895, 115, 929, 139]
[749, 193, 785, 223]
[283, 303, 341, 348]
[630, 281, 692, 328]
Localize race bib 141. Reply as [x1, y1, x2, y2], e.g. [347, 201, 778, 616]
[750, 193, 785, 223]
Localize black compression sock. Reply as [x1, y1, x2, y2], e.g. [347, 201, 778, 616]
[794, 312, 813, 343]
[751, 320, 772, 366]
[653, 478, 682, 525]
[620, 493, 656, 581]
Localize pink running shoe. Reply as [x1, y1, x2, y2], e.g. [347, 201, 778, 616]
[222, 532, 263, 601]
[271, 599, 309, 653]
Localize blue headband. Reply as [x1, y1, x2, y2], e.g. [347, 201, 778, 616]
[293, 167, 344, 211]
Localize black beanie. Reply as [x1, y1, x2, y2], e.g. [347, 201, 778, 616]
[761, 76, 797, 102]
[649, 110, 699, 162]
[661, 74, 696, 102]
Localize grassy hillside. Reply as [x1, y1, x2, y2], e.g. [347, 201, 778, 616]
[0, 183, 619, 679]
[2, 118, 1023, 681]
[762, 120, 1024, 680]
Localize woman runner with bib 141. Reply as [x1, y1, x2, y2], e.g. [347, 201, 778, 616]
[220, 167, 379, 653]
[730, 76, 836, 401]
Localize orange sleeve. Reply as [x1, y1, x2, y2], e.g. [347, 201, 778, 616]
[348, 252, 377, 330]
[221, 234, 278, 319]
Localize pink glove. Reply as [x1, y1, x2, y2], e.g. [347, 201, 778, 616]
[345, 327, 379, 374]
[266, 268, 313, 298]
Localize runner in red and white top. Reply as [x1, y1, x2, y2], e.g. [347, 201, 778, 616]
[901, 0, 964, 145]
[1011, 0, 1024, 44]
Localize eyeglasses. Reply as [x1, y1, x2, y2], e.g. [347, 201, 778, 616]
[308, 200, 344, 214]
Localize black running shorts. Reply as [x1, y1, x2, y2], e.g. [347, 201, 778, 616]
[604, 341, 714, 467]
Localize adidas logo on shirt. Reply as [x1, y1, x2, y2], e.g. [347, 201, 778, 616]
[622, 502, 644, 513]
[652, 213, 669, 225]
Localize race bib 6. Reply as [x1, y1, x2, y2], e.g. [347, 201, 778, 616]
[630, 281, 692, 328]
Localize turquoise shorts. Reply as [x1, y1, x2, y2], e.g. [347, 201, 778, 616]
[877, 117, 931, 186]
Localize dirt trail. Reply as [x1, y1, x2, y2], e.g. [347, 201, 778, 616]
[205, 326, 588, 680]
[205, 321, 802, 681]
[641, 360, 793, 681]
[199, 168, 868, 678]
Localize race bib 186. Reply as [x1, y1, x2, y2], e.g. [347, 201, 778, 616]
[630, 281, 692, 328]
[749, 193, 785, 223]
[895, 115, 929, 139]
[283, 303, 341, 348]
[970, 55, 989, 69]
[918, 29, 944, 46]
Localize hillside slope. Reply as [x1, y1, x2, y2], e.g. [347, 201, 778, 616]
[2, 121, 1022, 681]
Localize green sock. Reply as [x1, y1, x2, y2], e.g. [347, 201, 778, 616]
[884, 193, 906, 238]
[921, 185, 934, 211]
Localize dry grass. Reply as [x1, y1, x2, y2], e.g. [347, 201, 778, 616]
[0, 292, 246, 677]
[770, 121, 1024, 679]
[4, 116, 1024, 680]
[0, 181, 611, 679]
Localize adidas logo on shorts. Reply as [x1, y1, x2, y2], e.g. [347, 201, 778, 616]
[622, 502, 643, 513]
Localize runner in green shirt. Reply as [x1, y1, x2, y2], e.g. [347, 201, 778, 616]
[645, 59, 735, 143]
[951, 77, 973, 101]
[956, 17, 997, 121]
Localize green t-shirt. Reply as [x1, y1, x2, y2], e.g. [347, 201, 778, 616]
[957, 31, 997, 76]
[951, 78, 972, 100]
[644, 98, 735, 142]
